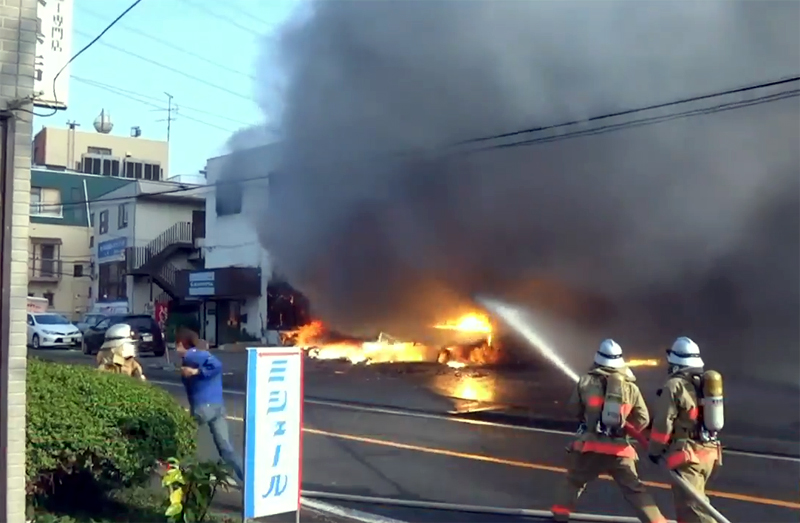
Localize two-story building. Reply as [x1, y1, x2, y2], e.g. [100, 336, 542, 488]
[89, 180, 206, 316]
[29, 168, 133, 319]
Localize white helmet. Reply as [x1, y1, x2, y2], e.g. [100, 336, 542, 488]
[101, 323, 137, 359]
[667, 336, 704, 368]
[594, 339, 626, 369]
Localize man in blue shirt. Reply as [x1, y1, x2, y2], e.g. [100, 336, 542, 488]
[176, 327, 244, 484]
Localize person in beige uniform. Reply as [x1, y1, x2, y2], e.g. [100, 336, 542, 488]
[96, 323, 146, 380]
[648, 337, 722, 523]
[551, 340, 666, 523]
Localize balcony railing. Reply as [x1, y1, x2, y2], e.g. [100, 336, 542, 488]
[29, 257, 62, 282]
[126, 221, 192, 272]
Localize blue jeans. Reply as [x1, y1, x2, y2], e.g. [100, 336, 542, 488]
[192, 403, 244, 482]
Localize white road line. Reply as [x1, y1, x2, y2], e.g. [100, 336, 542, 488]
[301, 497, 409, 523]
[149, 379, 799, 463]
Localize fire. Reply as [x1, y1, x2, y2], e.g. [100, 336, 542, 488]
[282, 312, 497, 367]
[433, 313, 492, 333]
[627, 358, 660, 368]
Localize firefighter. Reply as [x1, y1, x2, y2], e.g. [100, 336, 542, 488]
[648, 337, 723, 523]
[96, 323, 146, 380]
[551, 339, 666, 523]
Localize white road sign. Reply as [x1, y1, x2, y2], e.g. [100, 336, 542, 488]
[243, 346, 304, 520]
[34, 0, 74, 109]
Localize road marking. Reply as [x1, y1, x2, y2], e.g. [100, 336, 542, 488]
[150, 379, 799, 464]
[299, 427, 800, 511]
[218, 410, 799, 510]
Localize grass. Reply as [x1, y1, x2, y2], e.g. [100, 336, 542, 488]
[31, 487, 242, 523]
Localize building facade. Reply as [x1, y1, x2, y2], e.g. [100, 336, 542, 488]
[89, 180, 205, 316]
[175, 148, 272, 346]
[33, 124, 169, 180]
[0, 1, 37, 521]
[29, 168, 132, 319]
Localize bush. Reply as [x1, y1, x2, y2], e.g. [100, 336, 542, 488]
[26, 358, 196, 506]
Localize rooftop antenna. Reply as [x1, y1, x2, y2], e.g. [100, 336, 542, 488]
[164, 92, 175, 142]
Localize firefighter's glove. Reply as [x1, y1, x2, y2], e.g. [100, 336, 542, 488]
[648, 454, 661, 465]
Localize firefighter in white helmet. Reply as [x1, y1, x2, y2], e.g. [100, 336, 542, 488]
[551, 340, 666, 523]
[648, 337, 723, 523]
[96, 323, 146, 380]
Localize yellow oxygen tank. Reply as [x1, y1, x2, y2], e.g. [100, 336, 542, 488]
[702, 370, 724, 432]
[601, 372, 626, 430]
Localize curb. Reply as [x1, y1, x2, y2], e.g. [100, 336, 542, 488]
[302, 497, 408, 523]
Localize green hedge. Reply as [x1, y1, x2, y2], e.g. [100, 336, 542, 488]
[27, 358, 196, 505]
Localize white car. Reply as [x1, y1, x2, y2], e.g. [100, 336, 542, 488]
[27, 313, 83, 349]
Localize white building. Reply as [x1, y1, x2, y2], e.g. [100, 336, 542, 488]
[89, 179, 206, 315]
[178, 147, 272, 346]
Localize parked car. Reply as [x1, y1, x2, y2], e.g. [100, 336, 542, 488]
[82, 314, 166, 357]
[74, 312, 107, 334]
[27, 313, 83, 349]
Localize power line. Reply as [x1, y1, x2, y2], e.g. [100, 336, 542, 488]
[74, 29, 254, 102]
[23, 0, 144, 117]
[77, 7, 257, 81]
[455, 74, 800, 148]
[33, 76, 799, 211]
[177, 0, 262, 36]
[72, 76, 252, 127]
[71, 77, 237, 133]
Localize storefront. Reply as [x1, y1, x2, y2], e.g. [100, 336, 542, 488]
[175, 267, 263, 347]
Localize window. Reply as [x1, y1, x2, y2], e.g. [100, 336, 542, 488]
[89, 235, 94, 248]
[87, 146, 112, 155]
[99, 210, 109, 234]
[73, 263, 84, 277]
[90, 212, 95, 227]
[98, 260, 127, 301]
[29, 241, 61, 280]
[117, 203, 129, 229]
[30, 187, 62, 218]
[43, 292, 54, 307]
[216, 181, 243, 216]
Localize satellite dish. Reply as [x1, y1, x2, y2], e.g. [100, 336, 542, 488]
[93, 109, 113, 134]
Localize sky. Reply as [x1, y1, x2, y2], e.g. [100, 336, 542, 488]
[33, 0, 299, 177]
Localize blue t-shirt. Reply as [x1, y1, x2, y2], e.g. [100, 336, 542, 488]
[181, 348, 224, 408]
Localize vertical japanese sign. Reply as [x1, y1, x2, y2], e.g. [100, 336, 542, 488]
[243, 347, 303, 520]
[34, 0, 74, 109]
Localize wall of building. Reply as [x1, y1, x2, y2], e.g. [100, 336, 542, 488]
[32, 126, 170, 178]
[203, 151, 272, 339]
[28, 223, 91, 320]
[1, 1, 36, 520]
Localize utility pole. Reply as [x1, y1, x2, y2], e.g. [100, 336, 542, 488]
[164, 92, 175, 142]
[66, 120, 80, 171]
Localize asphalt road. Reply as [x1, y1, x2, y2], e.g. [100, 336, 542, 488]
[31, 349, 800, 523]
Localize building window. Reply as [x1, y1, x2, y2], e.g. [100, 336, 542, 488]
[117, 203, 129, 229]
[90, 212, 95, 227]
[30, 187, 62, 218]
[73, 263, 84, 277]
[87, 146, 112, 155]
[98, 261, 127, 301]
[99, 210, 109, 234]
[89, 235, 94, 248]
[29, 241, 61, 281]
[43, 291, 54, 307]
[216, 181, 243, 216]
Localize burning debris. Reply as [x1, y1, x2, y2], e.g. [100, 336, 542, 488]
[281, 312, 501, 368]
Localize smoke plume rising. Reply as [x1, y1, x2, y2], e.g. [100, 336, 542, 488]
[224, 1, 800, 383]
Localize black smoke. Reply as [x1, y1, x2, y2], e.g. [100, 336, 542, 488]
[222, 1, 800, 383]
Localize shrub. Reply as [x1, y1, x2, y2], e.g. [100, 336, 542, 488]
[26, 358, 196, 506]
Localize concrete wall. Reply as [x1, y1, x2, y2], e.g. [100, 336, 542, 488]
[32, 126, 170, 178]
[28, 222, 91, 320]
[1, 1, 36, 521]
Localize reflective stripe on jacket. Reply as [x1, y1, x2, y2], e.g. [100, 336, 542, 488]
[648, 371, 721, 469]
[567, 366, 649, 460]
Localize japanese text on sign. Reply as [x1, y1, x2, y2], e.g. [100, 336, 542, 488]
[34, 0, 73, 108]
[243, 348, 302, 519]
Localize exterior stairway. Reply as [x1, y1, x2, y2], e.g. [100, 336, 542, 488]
[125, 222, 193, 299]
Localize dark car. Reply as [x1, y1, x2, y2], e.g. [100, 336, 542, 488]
[82, 314, 166, 357]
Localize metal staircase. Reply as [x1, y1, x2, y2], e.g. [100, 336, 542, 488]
[125, 222, 193, 299]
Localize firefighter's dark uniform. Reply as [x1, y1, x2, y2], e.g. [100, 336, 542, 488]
[551, 366, 666, 523]
[649, 369, 722, 523]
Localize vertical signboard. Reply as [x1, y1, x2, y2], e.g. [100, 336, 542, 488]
[243, 347, 303, 520]
[35, 0, 74, 109]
